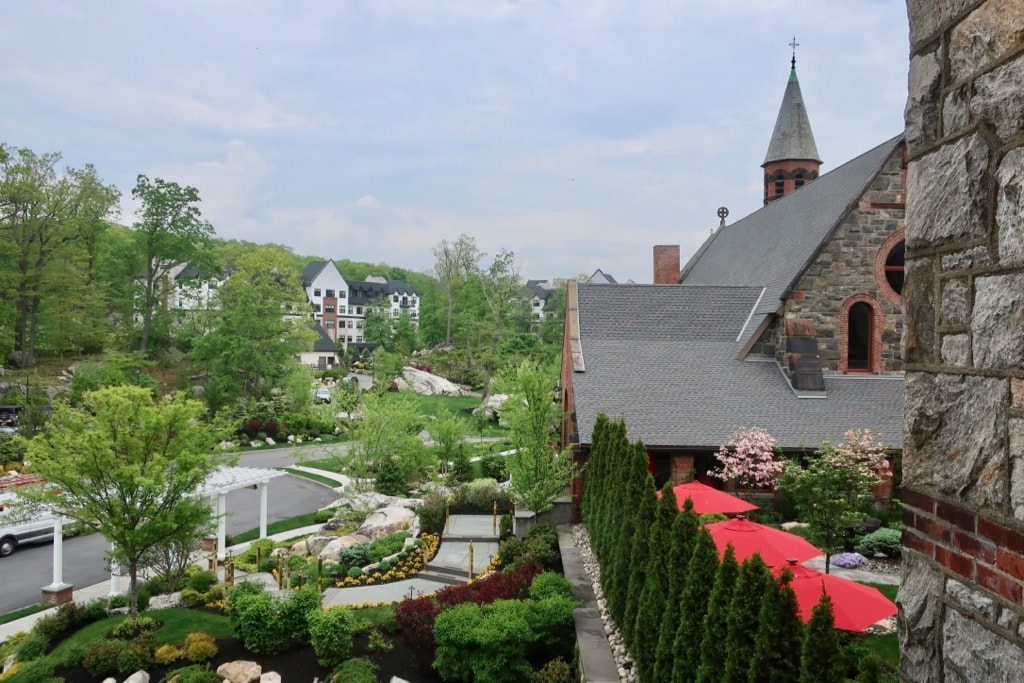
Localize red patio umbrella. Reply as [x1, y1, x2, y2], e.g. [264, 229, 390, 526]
[777, 561, 897, 631]
[656, 481, 759, 515]
[705, 517, 822, 567]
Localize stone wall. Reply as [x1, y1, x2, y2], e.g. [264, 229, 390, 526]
[900, 1, 1024, 680]
[782, 147, 906, 372]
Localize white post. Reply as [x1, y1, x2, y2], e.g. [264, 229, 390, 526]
[258, 481, 269, 539]
[109, 541, 124, 596]
[49, 515, 64, 587]
[217, 490, 227, 561]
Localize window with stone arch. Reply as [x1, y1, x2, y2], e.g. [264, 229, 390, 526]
[874, 228, 905, 306]
[839, 294, 883, 374]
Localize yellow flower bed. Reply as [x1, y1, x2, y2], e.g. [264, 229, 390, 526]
[334, 533, 439, 589]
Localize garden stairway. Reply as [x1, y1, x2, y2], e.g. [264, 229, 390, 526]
[321, 514, 500, 607]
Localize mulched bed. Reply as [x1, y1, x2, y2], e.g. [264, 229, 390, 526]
[54, 627, 444, 683]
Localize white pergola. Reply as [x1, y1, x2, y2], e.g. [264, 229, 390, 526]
[45, 466, 287, 599]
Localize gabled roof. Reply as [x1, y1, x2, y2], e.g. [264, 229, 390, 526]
[569, 283, 903, 450]
[763, 65, 821, 165]
[526, 279, 556, 300]
[590, 269, 618, 284]
[301, 261, 330, 287]
[312, 323, 338, 353]
[679, 134, 903, 344]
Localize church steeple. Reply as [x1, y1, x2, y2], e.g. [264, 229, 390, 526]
[762, 39, 822, 205]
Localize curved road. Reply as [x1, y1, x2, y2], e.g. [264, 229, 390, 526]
[0, 444, 345, 616]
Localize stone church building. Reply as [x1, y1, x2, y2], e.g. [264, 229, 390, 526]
[561, 56, 906, 513]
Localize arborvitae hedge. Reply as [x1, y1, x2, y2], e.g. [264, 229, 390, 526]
[632, 481, 679, 681]
[622, 473, 657, 649]
[749, 569, 803, 683]
[652, 500, 701, 682]
[800, 590, 844, 683]
[722, 554, 773, 683]
[695, 543, 740, 683]
[605, 439, 647, 624]
[671, 527, 720, 682]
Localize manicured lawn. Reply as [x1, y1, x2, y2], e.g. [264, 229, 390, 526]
[48, 608, 234, 662]
[407, 394, 508, 437]
[863, 582, 899, 670]
[0, 603, 49, 625]
[228, 512, 319, 545]
[284, 467, 341, 488]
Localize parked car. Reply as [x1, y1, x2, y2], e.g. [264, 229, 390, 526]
[314, 387, 332, 404]
[0, 494, 56, 557]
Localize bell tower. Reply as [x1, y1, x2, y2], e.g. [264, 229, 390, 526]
[762, 38, 822, 205]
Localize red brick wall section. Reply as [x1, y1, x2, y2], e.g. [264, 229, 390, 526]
[903, 488, 1024, 606]
[671, 454, 695, 484]
[653, 245, 681, 284]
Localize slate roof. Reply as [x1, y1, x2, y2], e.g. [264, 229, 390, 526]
[679, 134, 903, 344]
[590, 269, 618, 284]
[763, 66, 821, 165]
[526, 279, 556, 301]
[312, 323, 338, 353]
[347, 278, 415, 306]
[570, 283, 904, 450]
[301, 261, 329, 287]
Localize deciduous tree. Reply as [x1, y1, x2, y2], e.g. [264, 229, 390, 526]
[431, 234, 483, 345]
[130, 175, 214, 355]
[709, 426, 784, 493]
[778, 429, 890, 572]
[500, 359, 576, 514]
[22, 386, 229, 618]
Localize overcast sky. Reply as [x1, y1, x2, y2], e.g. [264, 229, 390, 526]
[2, 1, 909, 284]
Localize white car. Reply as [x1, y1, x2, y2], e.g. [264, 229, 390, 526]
[0, 494, 56, 557]
[314, 387, 332, 404]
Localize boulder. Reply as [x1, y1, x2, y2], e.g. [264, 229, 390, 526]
[289, 538, 309, 555]
[318, 534, 372, 562]
[401, 366, 465, 396]
[123, 672, 149, 683]
[474, 393, 510, 422]
[357, 506, 416, 539]
[217, 661, 262, 683]
[260, 673, 282, 683]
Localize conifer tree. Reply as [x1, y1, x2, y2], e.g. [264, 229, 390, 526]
[622, 472, 657, 648]
[582, 413, 609, 528]
[722, 554, 773, 683]
[595, 419, 627, 565]
[696, 544, 740, 683]
[632, 481, 679, 681]
[750, 569, 803, 682]
[671, 527, 721, 682]
[800, 590, 844, 683]
[653, 498, 701, 682]
[606, 439, 647, 625]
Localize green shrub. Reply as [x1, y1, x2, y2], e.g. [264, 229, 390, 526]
[83, 640, 128, 677]
[347, 566, 364, 579]
[182, 632, 218, 663]
[314, 508, 334, 523]
[81, 599, 108, 624]
[229, 590, 290, 655]
[308, 607, 355, 667]
[107, 594, 129, 610]
[282, 586, 323, 643]
[529, 572, 574, 601]
[179, 588, 205, 607]
[154, 643, 184, 665]
[417, 494, 445, 534]
[338, 544, 370, 568]
[533, 657, 573, 683]
[500, 513, 513, 539]
[187, 570, 219, 593]
[374, 459, 408, 496]
[145, 573, 172, 596]
[480, 453, 509, 482]
[456, 478, 503, 510]
[110, 616, 157, 640]
[858, 528, 902, 558]
[330, 656, 378, 683]
[4, 658, 55, 683]
[499, 537, 531, 569]
[159, 663, 223, 683]
[367, 532, 409, 563]
[116, 642, 155, 674]
[32, 601, 86, 641]
[59, 643, 88, 669]
[15, 632, 50, 661]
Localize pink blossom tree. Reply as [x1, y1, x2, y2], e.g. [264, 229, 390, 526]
[710, 427, 785, 491]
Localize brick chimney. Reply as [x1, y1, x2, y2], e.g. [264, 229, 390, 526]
[653, 245, 680, 284]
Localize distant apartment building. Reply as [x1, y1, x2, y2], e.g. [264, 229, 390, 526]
[300, 260, 420, 351]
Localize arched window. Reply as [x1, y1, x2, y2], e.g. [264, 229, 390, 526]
[774, 173, 785, 197]
[795, 171, 805, 189]
[840, 295, 883, 373]
[847, 303, 872, 370]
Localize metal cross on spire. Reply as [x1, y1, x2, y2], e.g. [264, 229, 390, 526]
[790, 36, 799, 69]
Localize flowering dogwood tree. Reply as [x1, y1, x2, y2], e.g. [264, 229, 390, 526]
[778, 429, 892, 572]
[709, 427, 784, 490]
